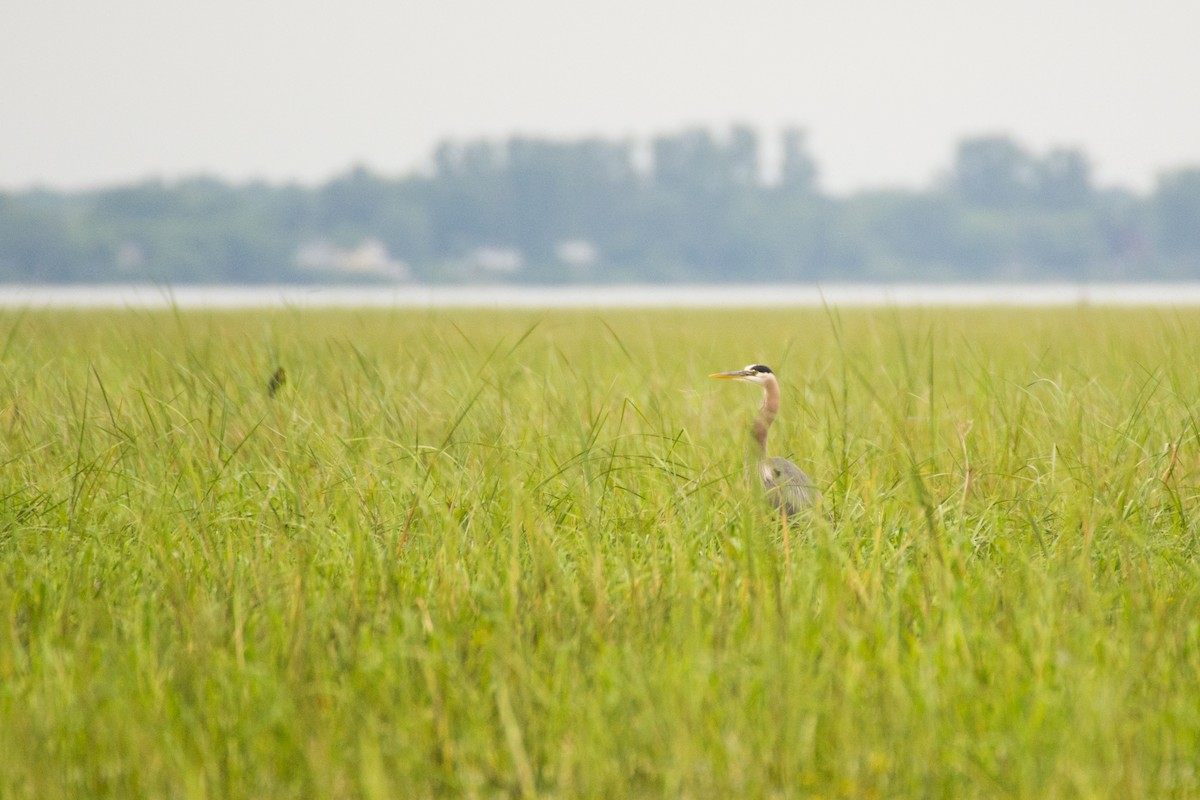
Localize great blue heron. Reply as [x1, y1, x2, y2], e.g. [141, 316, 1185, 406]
[710, 364, 818, 516]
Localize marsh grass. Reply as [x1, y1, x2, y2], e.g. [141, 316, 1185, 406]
[2, 306, 1199, 798]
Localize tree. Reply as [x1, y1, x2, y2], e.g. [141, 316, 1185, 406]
[950, 135, 1036, 208]
[652, 126, 761, 194]
[1153, 168, 1200, 261]
[0, 194, 91, 281]
[779, 127, 818, 194]
[1035, 148, 1092, 209]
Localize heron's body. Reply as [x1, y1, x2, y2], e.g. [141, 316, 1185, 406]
[760, 455, 818, 516]
[711, 364, 817, 516]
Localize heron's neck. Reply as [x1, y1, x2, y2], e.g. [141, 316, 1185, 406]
[752, 375, 780, 456]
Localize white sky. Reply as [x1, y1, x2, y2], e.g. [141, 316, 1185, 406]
[2, 0, 1198, 195]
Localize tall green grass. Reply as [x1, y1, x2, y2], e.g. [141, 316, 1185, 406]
[2, 306, 1199, 798]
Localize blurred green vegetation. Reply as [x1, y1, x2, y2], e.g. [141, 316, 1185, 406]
[3, 128, 1199, 284]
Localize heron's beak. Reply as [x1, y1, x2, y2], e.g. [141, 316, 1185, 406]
[710, 370, 752, 380]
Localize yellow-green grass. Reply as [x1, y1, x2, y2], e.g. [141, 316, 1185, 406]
[2, 306, 1199, 798]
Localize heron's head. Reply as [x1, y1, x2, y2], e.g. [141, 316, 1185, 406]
[710, 364, 775, 385]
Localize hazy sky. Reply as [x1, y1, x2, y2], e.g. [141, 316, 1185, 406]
[3, 0, 1198, 194]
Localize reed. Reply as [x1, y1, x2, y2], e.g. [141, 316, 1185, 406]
[2, 306, 1198, 798]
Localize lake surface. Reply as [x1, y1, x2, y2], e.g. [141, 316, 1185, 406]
[5, 283, 1200, 309]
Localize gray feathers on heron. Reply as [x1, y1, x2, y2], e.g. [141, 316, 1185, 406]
[710, 364, 818, 516]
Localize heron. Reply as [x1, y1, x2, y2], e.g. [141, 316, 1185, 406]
[710, 364, 818, 517]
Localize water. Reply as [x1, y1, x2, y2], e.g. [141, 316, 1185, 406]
[5, 283, 1200, 309]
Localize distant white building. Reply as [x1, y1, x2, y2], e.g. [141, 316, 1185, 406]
[114, 241, 145, 273]
[555, 239, 599, 268]
[470, 246, 524, 274]
[293, 238, 410, 279]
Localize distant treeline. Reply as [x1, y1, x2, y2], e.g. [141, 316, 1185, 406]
[2, 127, 1199, 284]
